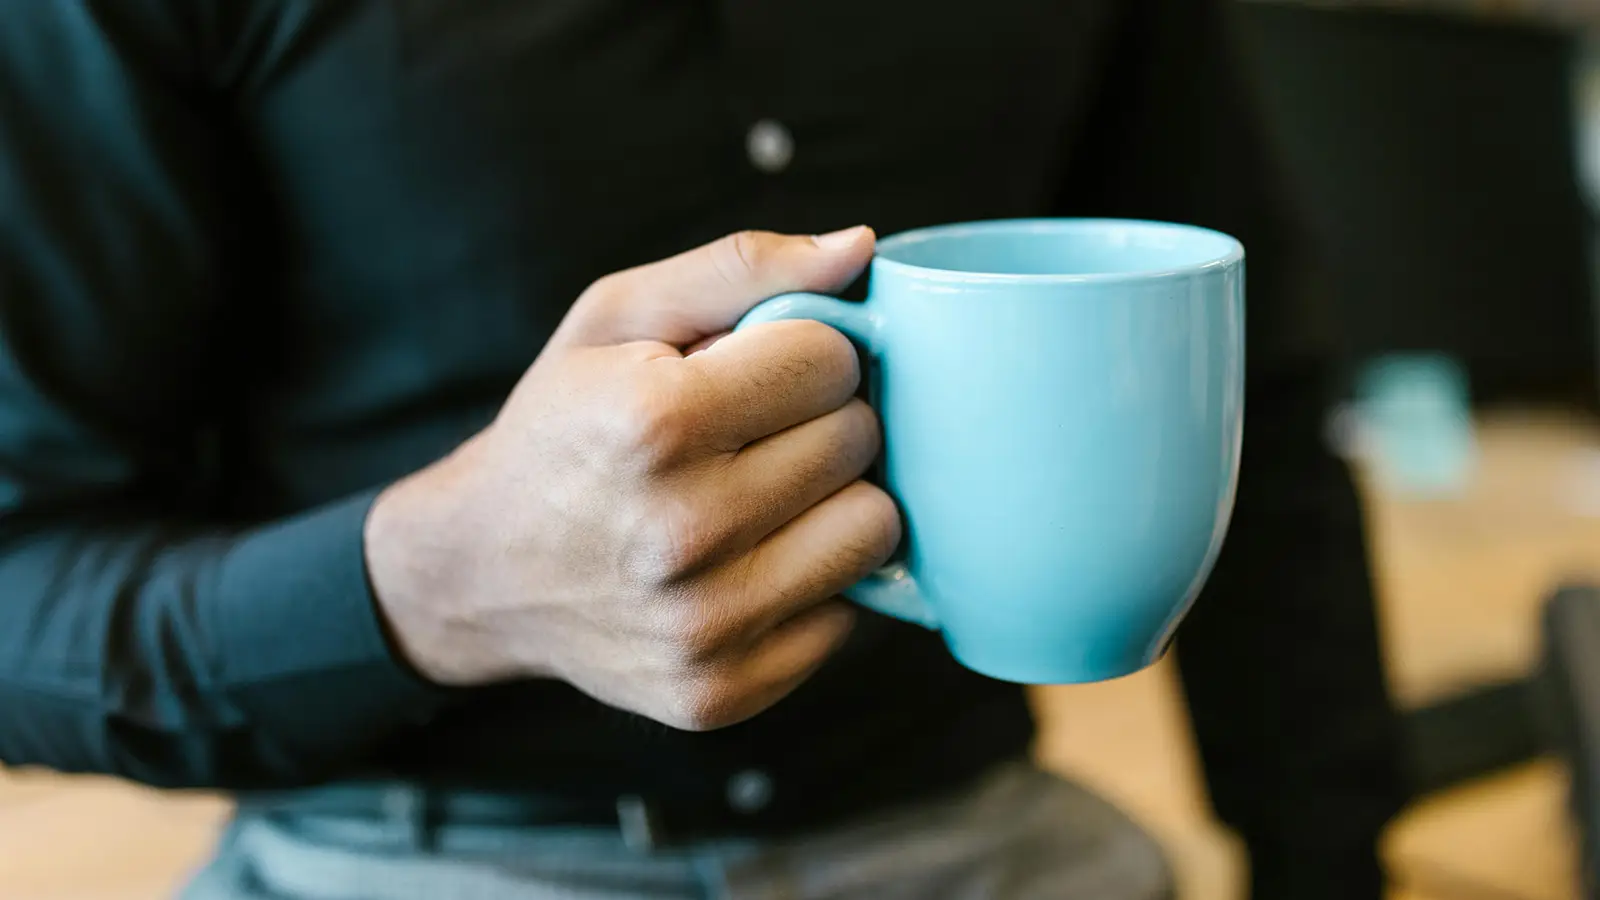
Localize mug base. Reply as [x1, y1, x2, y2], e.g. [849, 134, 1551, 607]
[946, 638, 1167, 686]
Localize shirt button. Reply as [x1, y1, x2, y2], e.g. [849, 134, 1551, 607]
[745, 119, 794, 174]
[726, 769, 775, 813]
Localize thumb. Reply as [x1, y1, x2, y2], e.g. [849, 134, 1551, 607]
[551, 226, 874, 350]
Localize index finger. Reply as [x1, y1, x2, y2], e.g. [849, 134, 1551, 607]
[675, 317, 864, 450]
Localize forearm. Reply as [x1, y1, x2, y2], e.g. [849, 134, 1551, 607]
[0, 488, 448, 790]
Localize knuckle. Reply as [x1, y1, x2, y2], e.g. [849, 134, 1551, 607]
[554, 272, 633, 345]
[609, 376, 699, 465]
[711, 230, 773, 287]
[628, 497, 722, 584]
[577, 271, 630, 317]
[653, 596, 730, 661]
[664, 671, 741, 732]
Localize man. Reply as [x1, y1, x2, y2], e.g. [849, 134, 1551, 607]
[0, 1, 1407, 897]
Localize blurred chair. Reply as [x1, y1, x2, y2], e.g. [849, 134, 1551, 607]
[1539, 584, 1600, 899]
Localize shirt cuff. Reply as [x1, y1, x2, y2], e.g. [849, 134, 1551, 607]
[208, 487, 452, 777]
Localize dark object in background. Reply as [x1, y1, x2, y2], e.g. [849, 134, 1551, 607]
[1232, 0, 1597, 408]
[1234, 1, 1597, 860]
[1405, 678, 1546, 797]
[1538, 583, 1600, 900]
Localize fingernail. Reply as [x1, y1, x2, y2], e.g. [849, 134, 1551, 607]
[812, 225, 868, 250]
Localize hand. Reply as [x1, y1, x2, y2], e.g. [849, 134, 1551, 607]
[365, 227, 901, 730]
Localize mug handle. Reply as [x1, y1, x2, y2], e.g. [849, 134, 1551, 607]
[735, 293, 941, 630]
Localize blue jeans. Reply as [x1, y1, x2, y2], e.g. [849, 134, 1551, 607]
[182, 760, 1174, 900]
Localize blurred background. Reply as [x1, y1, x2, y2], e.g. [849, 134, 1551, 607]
[12, 0, 1600, 897]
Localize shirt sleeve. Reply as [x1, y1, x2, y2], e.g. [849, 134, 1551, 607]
[0, 1, 448, 789]
[1055, 2, 1410, 898]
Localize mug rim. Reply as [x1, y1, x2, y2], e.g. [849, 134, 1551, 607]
[872, 217, 1245, 285]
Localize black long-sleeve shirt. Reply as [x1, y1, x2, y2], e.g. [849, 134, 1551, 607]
[0, 1, 1407, 896]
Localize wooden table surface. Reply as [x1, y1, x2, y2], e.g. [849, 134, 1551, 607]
[2, 408, 1592, 899]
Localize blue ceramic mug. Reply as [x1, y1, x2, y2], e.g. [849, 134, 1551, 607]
[736, 219, 1245, 684]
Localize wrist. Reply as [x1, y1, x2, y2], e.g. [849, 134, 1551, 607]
[363, 439, 507, 686]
